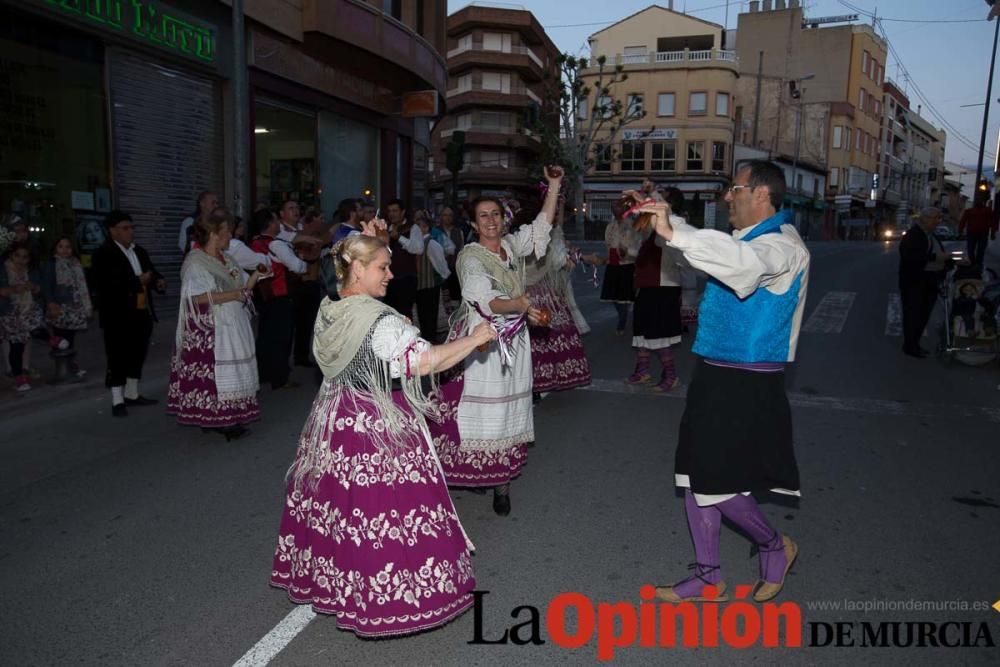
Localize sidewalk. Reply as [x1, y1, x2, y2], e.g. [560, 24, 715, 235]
[0, 309, 179, 418]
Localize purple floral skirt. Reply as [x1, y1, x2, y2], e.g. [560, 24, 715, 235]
[427, 374, 529, 487]
[525, 280, 592, 392]
[271, 386, 475, 637]
[166, 312, 259, 428]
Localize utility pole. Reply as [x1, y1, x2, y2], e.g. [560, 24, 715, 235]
[975, 1, 1000, 196]
[232, 0, 249, 223]
[752, 51, 763, 147]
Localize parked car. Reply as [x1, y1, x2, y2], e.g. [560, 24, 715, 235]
[934, 225, 956, 240]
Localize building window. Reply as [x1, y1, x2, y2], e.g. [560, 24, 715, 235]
[623, 45, 648, 62]
[578, 98, 588, 120]
[716, 92, 730, 117]
[845, 127, 852, 150]
[855, 128, 862, 151]
[650, 142, 676, 171]
[829, 167, 840, 188]
[862, 50, 870, 76]
[482, 72, 510, 92]
[593, 144, 612, 171]
[596, 95, 613, 119]
[383, 0, 401, 20]
[627, 93, 645, 119]
[796, 174, 803, 192]
[689, 91, 707, 115]
[859, 88, 866, 111]
[483, 32, 511, 53]
[712, 142, 726, 172]
[687, 141, 704, 171]
[832, 126, 843, 149]
[657, 92, 675, 116]
[620, 141, 646, 171]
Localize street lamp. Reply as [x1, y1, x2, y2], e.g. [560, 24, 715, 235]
[789, 73, 815, 231]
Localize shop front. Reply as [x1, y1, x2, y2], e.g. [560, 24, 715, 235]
[247, 9, 445, 219]
[1, 0, 229, 283]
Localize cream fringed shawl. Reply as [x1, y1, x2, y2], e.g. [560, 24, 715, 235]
[175, 249, 258, 401]
[290, 294, 438, 490]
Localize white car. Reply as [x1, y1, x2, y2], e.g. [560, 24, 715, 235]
[934, 226, 955, 240]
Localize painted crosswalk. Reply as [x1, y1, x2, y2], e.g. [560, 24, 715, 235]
[574, 285, 933, 340]
[885, 293, 902, 336]
[801, 291, 856, 333]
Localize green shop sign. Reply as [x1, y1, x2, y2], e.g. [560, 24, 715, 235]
[41, 0, 216, 63]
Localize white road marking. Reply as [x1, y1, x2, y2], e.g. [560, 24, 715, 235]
[232, 606, 316, 667]
[885, 293, 902, 336]
[580, 377, 1000, 422]
[802, 291, 856, 334]
[884, 292, 928, 337]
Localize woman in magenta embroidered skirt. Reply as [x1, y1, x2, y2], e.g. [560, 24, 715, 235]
[270, 232, 496, 637]
[524, 221, 591, 393]
[166, 209, 264, 439]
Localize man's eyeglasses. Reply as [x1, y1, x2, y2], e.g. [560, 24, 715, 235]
[727, 184, 751, 195]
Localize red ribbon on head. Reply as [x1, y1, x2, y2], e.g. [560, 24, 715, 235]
[623, 198, 657, 218]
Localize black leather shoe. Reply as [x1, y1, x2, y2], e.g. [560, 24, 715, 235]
[124, 396, 158, 407]
[224, 425, 249, 442]
[902, 346, 926, 359]
[112, 403, 128, 418]
[492, 490, 511, 516]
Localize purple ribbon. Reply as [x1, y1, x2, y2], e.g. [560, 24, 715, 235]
[470, 301, 527, 367]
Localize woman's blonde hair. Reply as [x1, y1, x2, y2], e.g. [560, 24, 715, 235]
[332, 234, 387, 284]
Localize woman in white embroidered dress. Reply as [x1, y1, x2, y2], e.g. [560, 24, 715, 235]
[271, 231, 496, 637]
[166, 208, 267, 441]
[431, 165, 564, 515]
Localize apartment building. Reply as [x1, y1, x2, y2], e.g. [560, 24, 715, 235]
[578, 4, 738, 229]
[734, 0, 900, 236]
[429, 3, 559, 203]
[879, 80, 948, 227]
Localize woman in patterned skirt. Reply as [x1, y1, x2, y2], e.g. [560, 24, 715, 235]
[271, 231, 496, 637]
[524, 200, 591, 393]
[430, 166, 564, 516]
[166, 208, 267, 440]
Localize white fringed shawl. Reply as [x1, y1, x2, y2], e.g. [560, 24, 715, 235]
[175, 249, 258, 401]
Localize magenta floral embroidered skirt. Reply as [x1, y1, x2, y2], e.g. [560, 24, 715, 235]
[166, 309, 259, 428]
[427, 373, 530, 487]
[525, 280, 592, 392]
[270, 385, 475, 637]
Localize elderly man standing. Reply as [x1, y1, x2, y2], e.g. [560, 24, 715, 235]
[899, 206, 947, 358]
[639, 160, 810, 604]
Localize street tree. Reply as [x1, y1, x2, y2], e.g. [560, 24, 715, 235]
[522, 53, 646, 235]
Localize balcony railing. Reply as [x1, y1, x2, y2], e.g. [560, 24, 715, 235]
[441, 125, 518, 136]
[447, 42, 543, 68]
[446, 82, 542, 104]
[589, 49, 738, 68]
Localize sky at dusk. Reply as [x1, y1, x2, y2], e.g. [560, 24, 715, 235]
[449, 0, 1000, 169]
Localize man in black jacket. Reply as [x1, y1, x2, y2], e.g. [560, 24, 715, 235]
[92, 211, 165, 416]
[898, 206, 947, 358]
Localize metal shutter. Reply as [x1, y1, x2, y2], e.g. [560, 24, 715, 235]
[107, 49, 223, 294]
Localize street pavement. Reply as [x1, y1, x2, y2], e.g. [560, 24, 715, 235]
[1, 239, 999, 666]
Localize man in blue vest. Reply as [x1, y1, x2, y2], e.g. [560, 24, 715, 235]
[640, 160, 810, 604]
